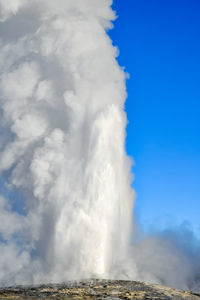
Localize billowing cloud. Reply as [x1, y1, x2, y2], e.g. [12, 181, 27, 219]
[0, 0, 133, 286]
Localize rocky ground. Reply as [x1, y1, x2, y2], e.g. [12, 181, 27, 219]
[0, 279, 200, 300]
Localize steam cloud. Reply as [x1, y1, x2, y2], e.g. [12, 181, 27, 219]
[0, 0, 200, 292]
[0, 0, 133, 285]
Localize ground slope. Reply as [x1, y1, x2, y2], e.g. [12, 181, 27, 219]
[0, 279, 200, 299]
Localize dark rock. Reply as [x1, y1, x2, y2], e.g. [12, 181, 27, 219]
[0, 279, 199, 299]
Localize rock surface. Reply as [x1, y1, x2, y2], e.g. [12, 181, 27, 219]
[0, 279, 200, 299]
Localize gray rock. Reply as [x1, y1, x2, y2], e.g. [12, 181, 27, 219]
[0, 279, 200, 299]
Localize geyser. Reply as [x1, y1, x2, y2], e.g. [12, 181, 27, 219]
[1, 0, 200, 293]
[0, 0, 133, 286]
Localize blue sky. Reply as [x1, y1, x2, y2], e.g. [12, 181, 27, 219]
[110, 0, 200, 234]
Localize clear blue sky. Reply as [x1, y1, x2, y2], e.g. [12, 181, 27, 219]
[110, 0, 200, 234]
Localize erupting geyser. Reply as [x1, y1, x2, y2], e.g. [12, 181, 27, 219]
[0, 0, 133, 285]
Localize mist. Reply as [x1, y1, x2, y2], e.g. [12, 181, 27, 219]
[123, 221, 200, 292]
[0, 0, 199, 293]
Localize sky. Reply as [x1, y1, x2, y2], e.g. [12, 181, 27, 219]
[110, 0, 200, 234]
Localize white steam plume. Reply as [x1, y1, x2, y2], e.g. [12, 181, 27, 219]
[0, 0, 133, 286]
[1, 0, 200, 293]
